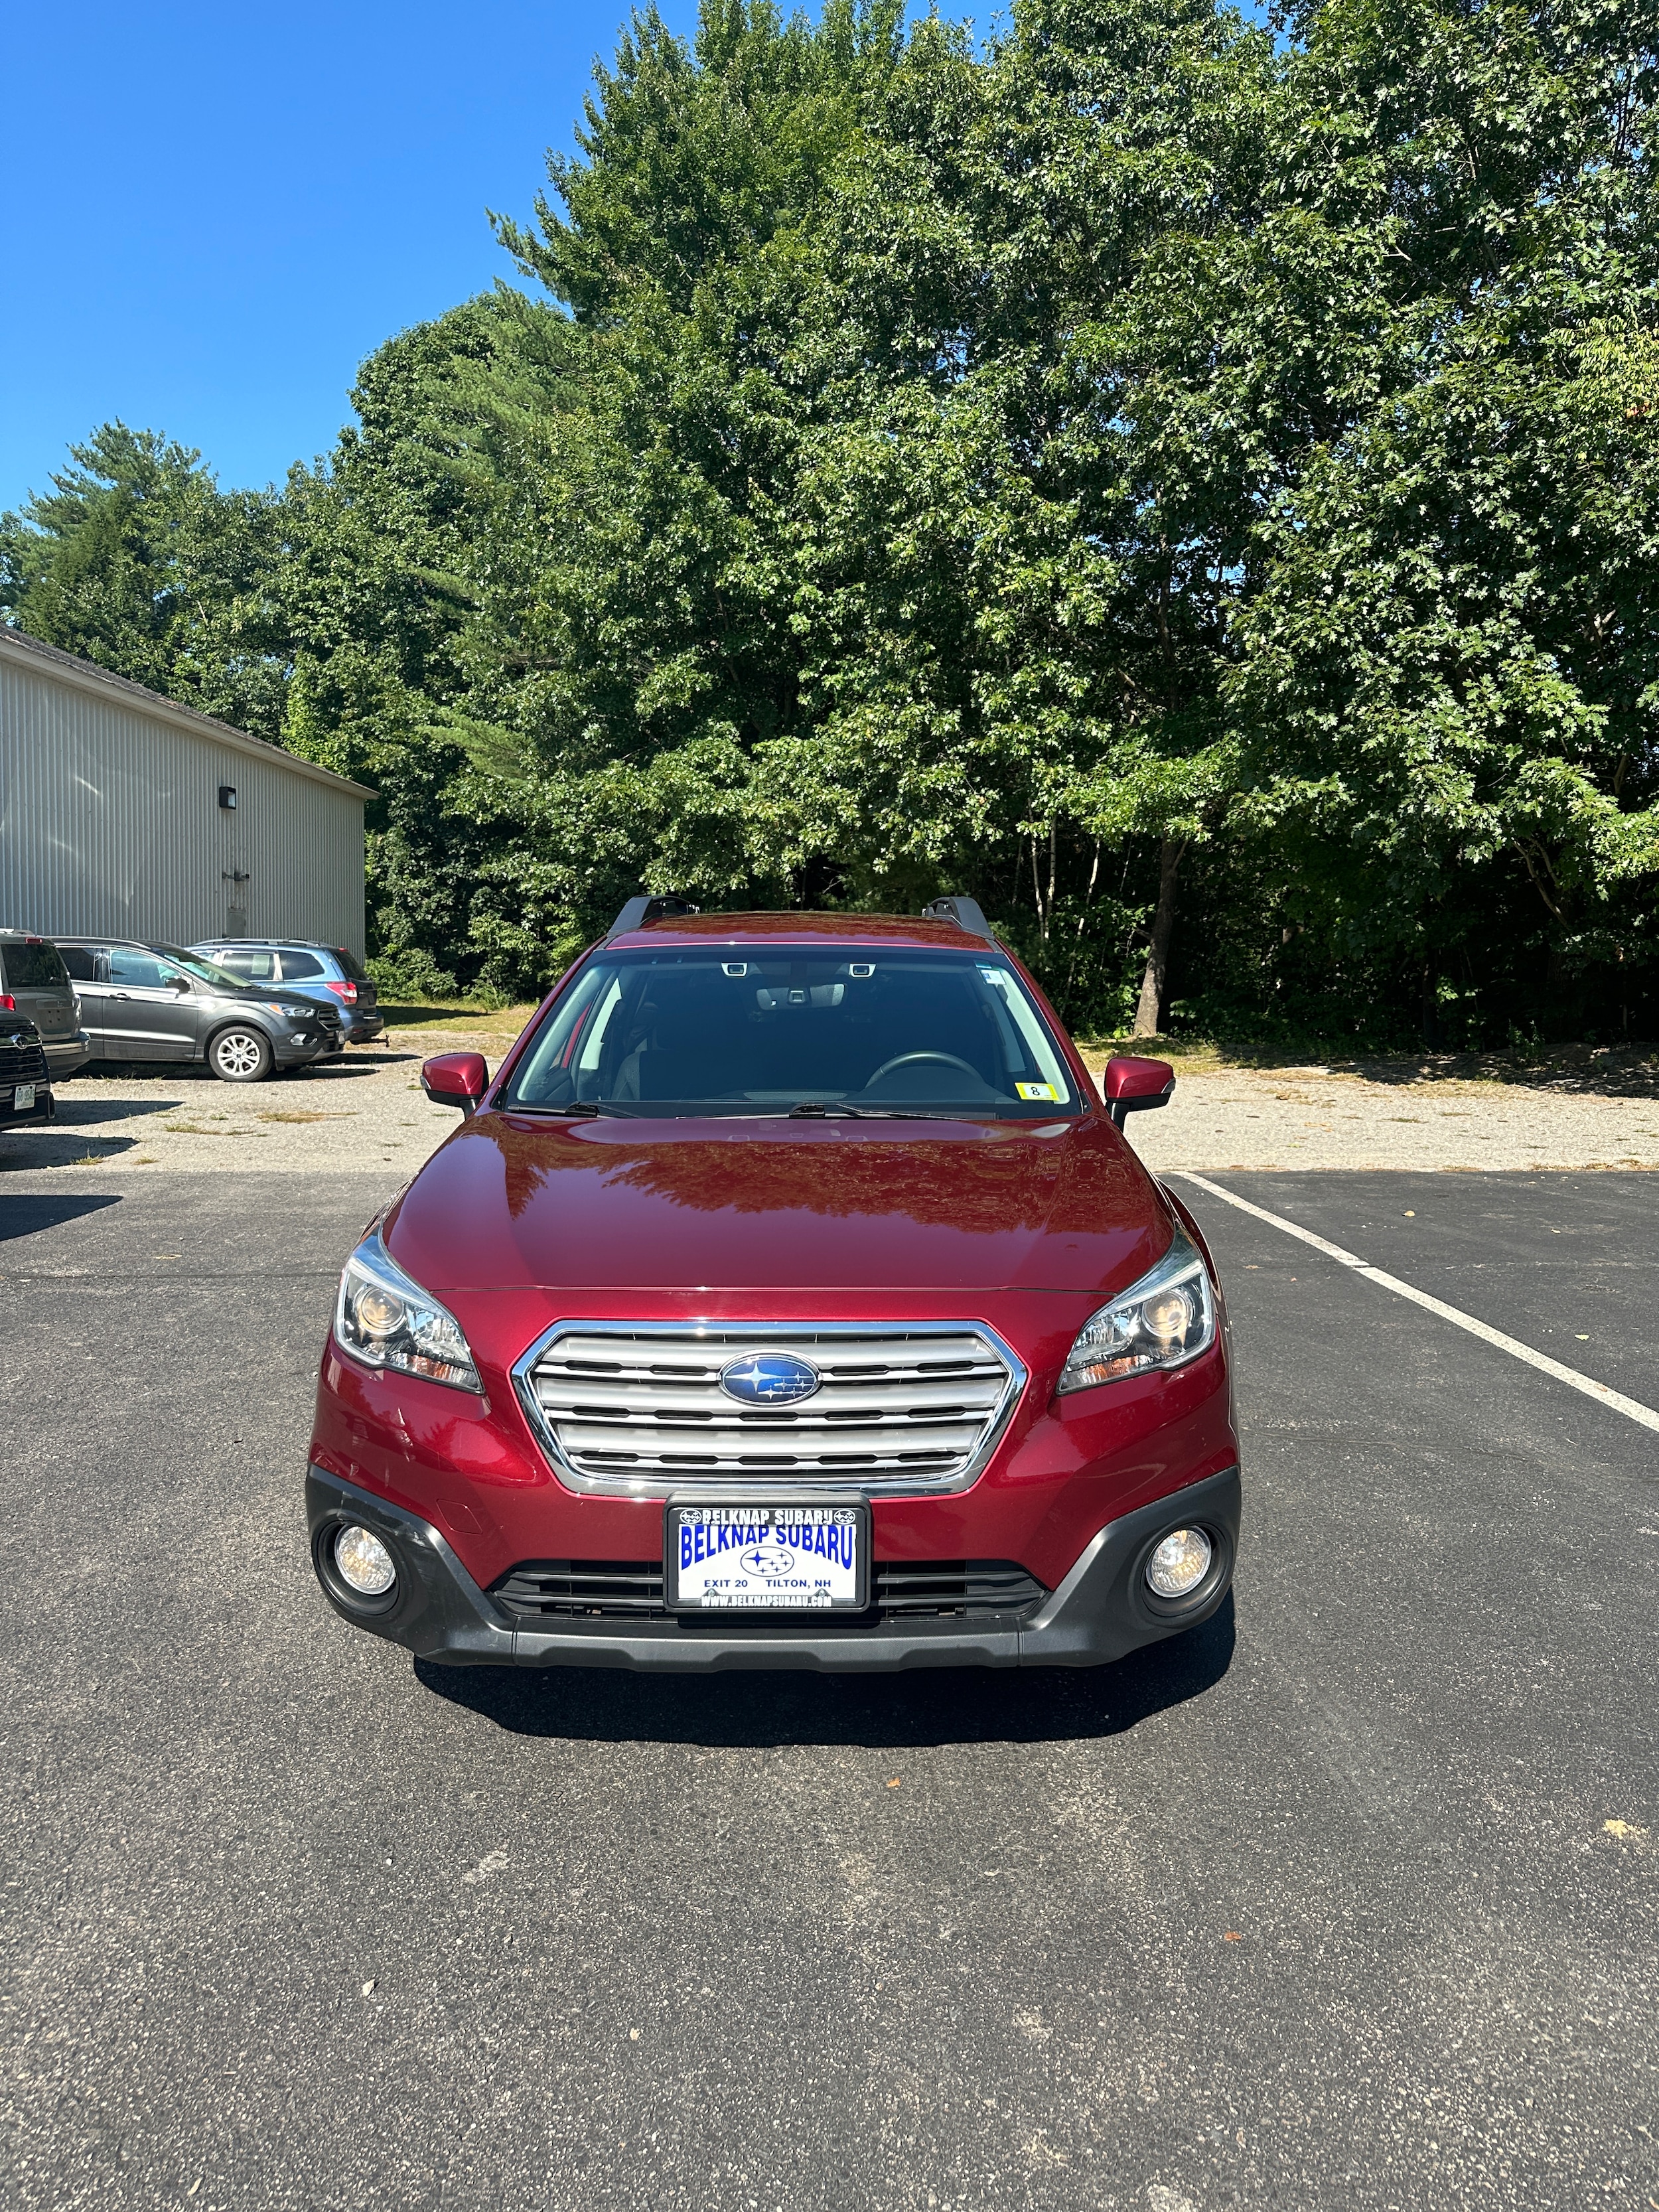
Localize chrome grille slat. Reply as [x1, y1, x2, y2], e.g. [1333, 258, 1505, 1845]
[0, 1043, 49, 1087]
[533, 1389, 997, 1423]
[515, 1323, 1025, 1497]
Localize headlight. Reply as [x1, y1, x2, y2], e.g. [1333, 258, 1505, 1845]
[1056, 1225, 1216, 1392]
[265, 1001, 312, 1019]
[335, 1232, 480, 1390]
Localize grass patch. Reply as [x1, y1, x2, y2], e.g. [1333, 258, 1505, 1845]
[378, 998, 538, 1037]
[256, 1110, 357, 1124]
[1074, 1033, 1659, 1093]
[1076, 1035, 1239, 1073]
[161, 1122, 247, 1136]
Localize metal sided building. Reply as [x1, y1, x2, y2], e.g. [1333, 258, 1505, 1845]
[0, 627, 373, 956]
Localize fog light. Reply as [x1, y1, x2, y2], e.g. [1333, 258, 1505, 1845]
[335, 1524, 396, 1597]
[1146, 1526, 1212, 1599]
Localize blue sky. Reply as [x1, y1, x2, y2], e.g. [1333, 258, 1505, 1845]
[2, 0, 702, 514]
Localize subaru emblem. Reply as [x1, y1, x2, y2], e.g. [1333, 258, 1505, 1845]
[719, 1352, 821, 1407]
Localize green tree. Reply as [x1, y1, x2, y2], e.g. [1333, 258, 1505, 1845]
[1225, 0, 1659, 1037]
[275, 297, 540, 986]
[0, 422, 291, 737]
[12, 0, 1658, 1042]
[425, 0, 915, 982]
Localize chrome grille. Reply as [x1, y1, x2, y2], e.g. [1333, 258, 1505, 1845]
[515, 1323, 1025, 1496]
[0, 1040, 48, 1088]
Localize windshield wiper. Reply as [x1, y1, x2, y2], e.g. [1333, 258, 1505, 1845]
[503, 1100, 610, 1118]
[786, 1102, 977, 1121]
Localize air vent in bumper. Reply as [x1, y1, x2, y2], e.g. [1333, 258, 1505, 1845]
[493, 1558, 1047, 1623]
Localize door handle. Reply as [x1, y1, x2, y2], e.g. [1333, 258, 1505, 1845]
[112, 992, 131, 1001]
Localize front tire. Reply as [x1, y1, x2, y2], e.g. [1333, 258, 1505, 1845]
[208, 1025, 274, 1082]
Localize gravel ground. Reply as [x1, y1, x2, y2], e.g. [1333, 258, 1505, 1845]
[0, 1036, 488, 1179]
[5, 1037, 1657, 1178]
[1107, 1061, 1659, 1174]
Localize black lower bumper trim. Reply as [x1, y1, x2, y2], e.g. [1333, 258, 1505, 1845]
[492, 1556, 1047, 1625]
[1016, 1465, 1240, 1665]
[307, 1465, 1240, 1672]
[1, 1089, 56, 1123]
[307, 1471, 516, 1663]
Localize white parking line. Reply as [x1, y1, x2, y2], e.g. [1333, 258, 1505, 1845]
[1176, 1171, 1659, 1437]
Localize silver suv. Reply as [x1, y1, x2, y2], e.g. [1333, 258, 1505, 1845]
[0, 935, 91, 1081]
[50, 939, 342, 1081]
[190, 940, 384, 1044]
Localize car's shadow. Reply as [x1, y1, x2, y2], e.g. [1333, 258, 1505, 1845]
[0, 1089, 179, 1169]
[83, 1055, 410, 1085]
[0, 1129, 149, 1169]
[414, 1596, 1235, 1749]
[0, 1192, 122, 1242]
[284, 1057, 423, 1085]
[44, 1094, 182, 1124]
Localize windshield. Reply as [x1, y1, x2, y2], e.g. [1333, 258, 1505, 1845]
[151, 946, 261, 992]
[504, 946, 1082, 1118]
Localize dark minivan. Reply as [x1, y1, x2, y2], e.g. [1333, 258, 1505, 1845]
[0, 934, 90, 1082]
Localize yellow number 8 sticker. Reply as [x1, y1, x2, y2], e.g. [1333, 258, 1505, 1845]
[1016, 1081, 1058, 1101]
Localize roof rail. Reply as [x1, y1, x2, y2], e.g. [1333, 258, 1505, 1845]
[606, 892, 700, 940]
[922, 895, 995, 940]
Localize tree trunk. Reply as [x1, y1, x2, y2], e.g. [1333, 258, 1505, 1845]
[1131, 837, 1183, 1037]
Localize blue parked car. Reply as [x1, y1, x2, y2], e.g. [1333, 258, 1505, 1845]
[190, 940, 386, 1044]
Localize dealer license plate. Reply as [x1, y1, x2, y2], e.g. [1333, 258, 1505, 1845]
[12, 1085, 34, 1110]
[666, 1498, 869, 1611]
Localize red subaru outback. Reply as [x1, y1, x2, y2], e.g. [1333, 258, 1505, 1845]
[307, 899, 1239, 1672]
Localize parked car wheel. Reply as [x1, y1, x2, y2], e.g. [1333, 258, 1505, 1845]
[208, 1025, 273, 1082]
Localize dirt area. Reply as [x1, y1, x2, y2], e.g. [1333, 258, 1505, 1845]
[378, 1000, 538, 1043]
[0, 1000, 540, 1179]
[0, 1034, 498, 1179]
[1083, 1045, 1659, 1173]
[5, 1029, 1656, 1179]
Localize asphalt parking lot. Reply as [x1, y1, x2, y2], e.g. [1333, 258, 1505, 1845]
[2, 1169, 1656, 2211]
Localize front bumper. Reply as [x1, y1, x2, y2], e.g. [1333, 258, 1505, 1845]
[306, 1463, 1240, 1672]
[273, 1027, 340, 1066]
[0, 1084, 54, 1124]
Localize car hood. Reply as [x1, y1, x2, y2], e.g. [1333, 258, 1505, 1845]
[216, 982, 336, 1012]
[384, 1113, 1172, 1297]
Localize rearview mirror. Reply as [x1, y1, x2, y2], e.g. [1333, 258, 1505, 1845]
[1102, 1055, 1175, 1130]
[422, 1051, 489, 1115]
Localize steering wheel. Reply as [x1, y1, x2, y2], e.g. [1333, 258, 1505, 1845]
[865, 1051, 983, 1085]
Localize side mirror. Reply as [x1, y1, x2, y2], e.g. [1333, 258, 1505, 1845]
[1103, 1054, 1175, 1130]
[169, 974, 191, 991]
[422, 1051, 489, 1116]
